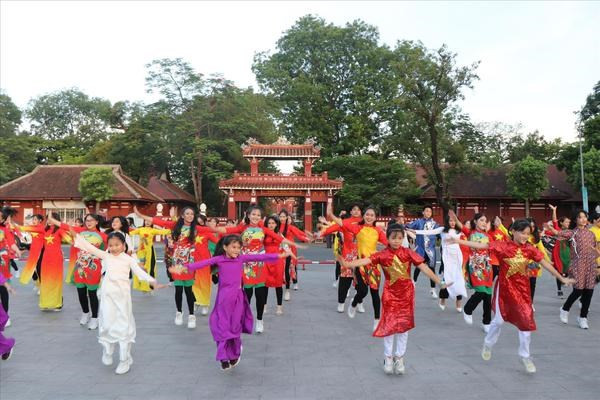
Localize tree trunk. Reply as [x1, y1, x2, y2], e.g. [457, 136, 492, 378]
[95, 201, 100, 213]
[429, 124, 450, 217]
[196, 150, 203, 206]
[525, 198, 530, 218]
[190, 159, 199, 204]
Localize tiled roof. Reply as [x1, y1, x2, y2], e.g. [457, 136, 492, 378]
[219, 173, 343, 190]
[146, 176, 196, 204]
[419, 165, 580, 201]
[0, 165, 163, 202]
[242, 144, 321, 158]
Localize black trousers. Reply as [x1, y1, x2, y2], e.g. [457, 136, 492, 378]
[77, 287, 99, 318]
[529, 277, 537, 300]
[463, 291, 491, 325]
[32, 249, 44, 282]
[149, 249, 156, 278]
[267, 287, 283, 306]
[0, 286, 8, 312]
[338, 276, 353, 303]
[351, 268, 381, 319]
[335, 261, 341, 281]
[439, 288, 463, 301]
[175, 285, 195, 314]
[284, 257, 297, 289]
[562, 288, 595, 318]
[10, 259, 18, 272]
[245, 286, 268, 320]
[413, 252, 436, 288]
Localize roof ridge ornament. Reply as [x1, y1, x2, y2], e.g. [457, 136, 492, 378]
[242, 137, 260, 150]
[274, 137, 291, 145]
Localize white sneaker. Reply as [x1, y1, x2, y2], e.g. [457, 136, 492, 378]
[532, 304, 536, 313]
[255, 319, 264, 334]
[200, 306, 209, 316]
[276, 305, 283, 315]
[174, 311, 183, 326]
[482, 324, 490, 334]
[337, 303, 345, 313]
[36, 288, 40, 295]
[293, 283, 299, 291]
[333, 280, 338, 288]
[481, 344, 492, 361]
[383, 357, 394, 374]
[187, 315, 196, 329]
[33, 286, 38, 293]
[577, 317, 589, 329]
[88, 318, 98, 330]
[284, 290, 291, 301]
[79, 313, 90, 326]
[102, 345, 114, 366]
[393, 357, 405, 375]
[348, 305, 357, 319]
[438, 300, 446, 311]
[456, 307, 463, 313]
[373, 319, 380, 332]
[115, 359, 131, 375]
[521, 357, 536, 374]
[430, 288, 438, 299]
[357, 303, 366, 313]
[5, 318, 11, 328]
[463, 311, 473, 325]
[14, 270, 20, 279]
[559, 308, 569, 324]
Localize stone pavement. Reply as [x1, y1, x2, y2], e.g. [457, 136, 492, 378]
[1, 244, 599, 400]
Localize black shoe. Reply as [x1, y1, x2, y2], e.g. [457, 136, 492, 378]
[558, 291, 564, 298]
[2, 349, 13, 361]
[220, 361, 231, 371]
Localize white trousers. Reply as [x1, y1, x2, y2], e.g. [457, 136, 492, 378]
[383, 333, 408, 358]
[483, 284, 531, 358]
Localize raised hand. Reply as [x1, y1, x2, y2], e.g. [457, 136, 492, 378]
[548, 204, 557, 211]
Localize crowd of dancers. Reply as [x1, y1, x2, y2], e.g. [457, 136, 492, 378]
[0, 202, 598, 376]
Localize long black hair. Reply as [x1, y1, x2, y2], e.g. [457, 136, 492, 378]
[211, 234, 243, 273]
[443, 214, 457, 233]
[278, 209, 289, 236]
[526, 217, 540, 243]
[569, 209, 588, 230]
[83, 213, 103, 231]
[471, 213, 487, 232]
[358, 206, 377, 226]
[173, 206, 198, 242]
[105, 216, 130, 235]
[265, 215, 280, 234]
[243, 205, 262, 225]
[45, 212, 61, 234]
[0, 206, 17, 224]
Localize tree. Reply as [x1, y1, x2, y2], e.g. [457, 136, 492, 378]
[506, 156, 549, 217]
[145, 58, 205, 112]
[384, 41, 480, 214]
[570, 147, 600, 203]
[253, 15, 396, 157]
[78, 167, 116, 212]
[505, 131, 563, 164]
[0, 92, 22, 138]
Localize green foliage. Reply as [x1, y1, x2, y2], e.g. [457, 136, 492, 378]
[253, 15, 395, 157]
[507, 156, 549, 214]
[316, 154, 420, 214]
[78, 167, 115, 205]
[570, 147, 600, 202]
[580, 80, 599, 122]
[145, 58, 205, 112]
[0, 93, 22, 138]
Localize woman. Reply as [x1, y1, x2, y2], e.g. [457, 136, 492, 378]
[263, 216, 287, 315]
[129, 220, 171, 293]
[551, 210, 598, 329]
[278, 210, 311, 300]
[549, 204, 571, 298]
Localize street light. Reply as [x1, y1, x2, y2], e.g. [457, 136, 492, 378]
[576, 118, 588, 212]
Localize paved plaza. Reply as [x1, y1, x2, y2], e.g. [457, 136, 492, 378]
[1, 244, 599, 400]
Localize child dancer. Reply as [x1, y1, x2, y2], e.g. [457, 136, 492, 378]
[74, 232, 167, 374]
[49, 213, 107, 329]
[278, 210, 311, 298]
[171, 234, 292, 371]
[17, 214, 45, 289]
[548, 204, 571, 298]
[0, 272, 15, 360]
[263, 216, 286, 315]
[129, 221, 171, 293]
[341, 223, 447, 375]
[451, 219, 574, 373]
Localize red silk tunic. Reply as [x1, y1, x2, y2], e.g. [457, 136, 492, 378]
[489, 241, 544, 332]
[369, 246, 425, 337]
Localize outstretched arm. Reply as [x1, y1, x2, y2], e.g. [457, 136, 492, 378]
[74, 234, 108, 260]
[133, 206, 154, 225]
[450, 238, 490, 250]
[540, 259, 575, 285]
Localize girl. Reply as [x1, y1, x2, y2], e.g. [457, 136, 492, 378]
[214, 206, 296, 334]
[488, 216, 509, 279]
[329, 207, 387, 331]
[190, 214, 217, 315]
[17, 214, 45, 290]
[0, 207, 22, 326]
[452, 213, 494, 332]
[0, 271, 15, 361]
[134, 206, 216, 328]
[263, 216, 286, 315]
[278, 210, 311, 299]
[549, 204, 571, 298]
[104, 216, 134, 254]
[171, 235, 293, 371]
[74, 232, 167, 375]
[320, 204, 363, 313]
[50, 213, 107, 330]
[129, 220, 171, 293]
[551, 210, 598, 329]
[411, 212, 467, 312]
[341, 223, 447, 375]
[450, 219, 574, 374]
[526, 218, 549, 310]
[16, 213, 69, 310]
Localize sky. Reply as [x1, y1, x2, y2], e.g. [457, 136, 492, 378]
[1, 0, 599, 145]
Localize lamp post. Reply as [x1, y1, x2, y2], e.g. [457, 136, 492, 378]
[577, 119, 588, 212]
